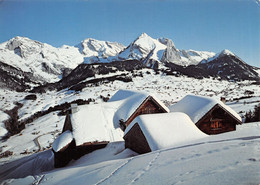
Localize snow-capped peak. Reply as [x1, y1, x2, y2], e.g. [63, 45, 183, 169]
[118, 33, 167, 65]
[4, 36, 44, 58]
[220, 49, 235, 56]
[76, 38, 125, 63]
[139, 32, 150, 38]
[202, 49, 236, 64]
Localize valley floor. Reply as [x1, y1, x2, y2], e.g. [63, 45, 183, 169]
[0, 122, 260, 185]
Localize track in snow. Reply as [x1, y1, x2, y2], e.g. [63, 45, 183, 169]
[130, 151, 161, 184]
[95, 157, 134, 185]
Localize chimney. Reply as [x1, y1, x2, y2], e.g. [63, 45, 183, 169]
[71, 103, 78, 114]
[220, 97, 226, 104]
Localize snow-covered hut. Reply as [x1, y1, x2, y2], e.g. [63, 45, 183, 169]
[53, 89, 168, 167]
[169, 95, 242, 135]
[53, 101, 122, 167]
[124, 112, 207, 154]
[109, 89, 169, 130]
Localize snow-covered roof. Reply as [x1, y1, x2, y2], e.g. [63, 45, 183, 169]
[109, 89, 169, 122]
[70, 101, 124, 146]
[169, 95, 242, 124]
[125, 112, 207, 151]
[54, 90, 169, 147]
[52, 130, 73, 152]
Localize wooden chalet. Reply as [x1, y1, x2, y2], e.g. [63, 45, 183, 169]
[124, 112, 207, 154]
[169, 95, 242, 135]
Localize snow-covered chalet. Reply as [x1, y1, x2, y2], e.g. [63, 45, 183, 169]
[124, 112, 207, 154]
[52, 90, 169, 167]
[169, 95, 242, 135]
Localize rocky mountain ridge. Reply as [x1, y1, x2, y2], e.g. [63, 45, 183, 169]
[0, 33, 259, 91]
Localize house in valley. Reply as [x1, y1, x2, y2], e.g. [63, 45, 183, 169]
[124, 112, 207, 154]
[52, 89, 169, 167]
[169, 95, 242, 135]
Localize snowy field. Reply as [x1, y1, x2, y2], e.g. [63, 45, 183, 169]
[0, 122, 259, 185]
[0, 71, 259, 184]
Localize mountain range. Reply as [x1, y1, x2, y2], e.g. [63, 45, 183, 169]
[0, 33, 259, 91]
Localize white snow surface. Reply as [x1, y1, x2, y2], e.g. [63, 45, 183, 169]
[169, 94, 242, 124]
[1, 122, 260, 185]
[125, 112, 207, 151]
[70, 102, 124, 146]
[180, 49, 215, 66]
[0, 110, 9, 139]
[52, 130, 73, 152]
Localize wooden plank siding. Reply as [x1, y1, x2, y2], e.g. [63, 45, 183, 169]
[54, 140, 109, 168]
[124, 96, 168, 127]
[62, 113, 73, 133]
[124, 123, 151, 154]
[196, 104, 239, 135]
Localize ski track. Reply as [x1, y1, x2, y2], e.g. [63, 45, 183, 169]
[130, 151, 161, 184]
[95, 157, 134, 185]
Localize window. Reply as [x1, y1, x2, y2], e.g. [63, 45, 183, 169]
[210, 120, 222, 130]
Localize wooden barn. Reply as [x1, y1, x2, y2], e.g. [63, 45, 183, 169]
[53, 89, 169, 167]
[169, 95, 242, 135]
[124, 112, 207, 154]
[108, 89, 169, 130]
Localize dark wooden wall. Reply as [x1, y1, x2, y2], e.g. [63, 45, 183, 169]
[124, 123, 151, 154]
[54, 139, 76, 168]
[62, 113, 72, 133]
[197, 105, 237, 135]
[54, 140, 108, 168]
[125, 98, 166, 127]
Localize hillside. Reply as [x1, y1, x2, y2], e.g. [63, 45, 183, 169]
[0, 122, 259, 184]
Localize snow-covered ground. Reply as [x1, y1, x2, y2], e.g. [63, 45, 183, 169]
[0, 70, 259, 159]
[0, 69, 259, 184]
[0, 122, 259, 185]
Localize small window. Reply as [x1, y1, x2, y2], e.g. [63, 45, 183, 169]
[210, 120, 222, 130]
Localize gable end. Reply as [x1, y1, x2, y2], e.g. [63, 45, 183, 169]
[124, 96, 168, 127]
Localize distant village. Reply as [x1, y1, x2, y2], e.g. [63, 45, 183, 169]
[52, 90, 242, 168]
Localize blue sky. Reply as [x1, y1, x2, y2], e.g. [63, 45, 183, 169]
[0, 0, 259, 67]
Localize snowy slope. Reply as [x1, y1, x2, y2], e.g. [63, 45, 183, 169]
[76, 38, 125, 63]
[1, 122, 259, 185]
[180, 49, 215, 66]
